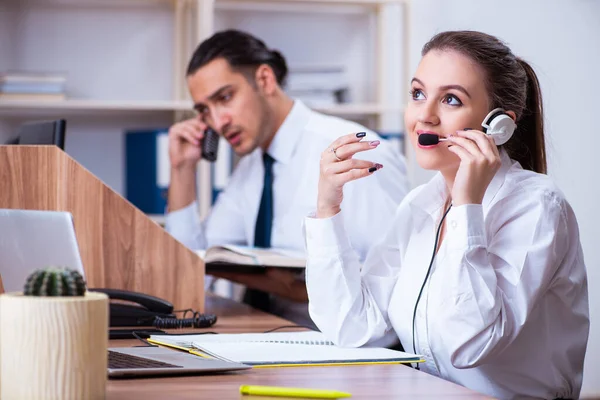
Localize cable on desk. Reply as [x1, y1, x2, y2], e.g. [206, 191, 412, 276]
[132, 331, 158, 347]
[262, 324, 318, 333]
[153, 311, 217, 329]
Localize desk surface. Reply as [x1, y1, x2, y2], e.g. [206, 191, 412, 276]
[107, 295, 493, 399]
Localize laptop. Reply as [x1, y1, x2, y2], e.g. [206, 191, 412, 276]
[0, 208, 85, 292]
[0, 208, 251, 378]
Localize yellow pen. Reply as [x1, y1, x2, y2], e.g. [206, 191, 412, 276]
[240, 385, 351, 399]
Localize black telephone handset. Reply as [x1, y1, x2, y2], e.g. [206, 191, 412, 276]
[90, 288, 175, 327]
[89, 288, 217, 329]
[201, 127, 219, 162]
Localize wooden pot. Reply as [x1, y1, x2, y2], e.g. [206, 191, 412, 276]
[0, 291, 108, 400]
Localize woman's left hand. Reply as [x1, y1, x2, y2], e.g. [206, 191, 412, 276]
[447, 129, 501, 206]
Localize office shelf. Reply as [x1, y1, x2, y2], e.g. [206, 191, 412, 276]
[2, 0, 409, 220]
[0, 99, 400, 119]
[0, 100, 192, 118]
[314, 103, 403, 116]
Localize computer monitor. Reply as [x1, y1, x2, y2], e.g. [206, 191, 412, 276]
[6, 119, 66, 149]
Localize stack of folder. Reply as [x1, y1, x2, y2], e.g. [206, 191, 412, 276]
[0, 71, 66, 101]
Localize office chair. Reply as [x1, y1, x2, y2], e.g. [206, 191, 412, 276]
[6, 119, 67, 149]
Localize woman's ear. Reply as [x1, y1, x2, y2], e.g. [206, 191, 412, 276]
[254, 64, 278, 96]
[506, 110, 517, 121]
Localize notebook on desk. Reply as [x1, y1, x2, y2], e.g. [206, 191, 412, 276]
[148, 331, 423, 367]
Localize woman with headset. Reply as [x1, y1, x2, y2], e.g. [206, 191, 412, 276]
[304, 30, 589, 399]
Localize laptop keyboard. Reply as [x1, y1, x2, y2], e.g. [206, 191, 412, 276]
[108, 350, 183, 369]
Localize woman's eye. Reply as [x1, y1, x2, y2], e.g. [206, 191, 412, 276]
[410, 89, 425, 100]
[443, 94, 462, 106]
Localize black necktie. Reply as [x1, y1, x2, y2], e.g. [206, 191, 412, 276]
[243, 152, 275, 311]
[254, 153, 275, 248]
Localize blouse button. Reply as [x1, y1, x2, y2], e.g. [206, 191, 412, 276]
[450, 220, 458, 229]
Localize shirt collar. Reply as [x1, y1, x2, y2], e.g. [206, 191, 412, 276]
[266, 99, 312, 165]
[410, 147, 514, 218]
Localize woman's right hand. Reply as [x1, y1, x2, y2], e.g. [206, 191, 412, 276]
[168, 117, 207, 170]
[316, 132, 383, 218]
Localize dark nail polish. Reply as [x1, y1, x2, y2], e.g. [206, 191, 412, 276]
[356, 132, 367, 138]
[448, 145, 453, 147]
[368, 166, 377, 173]
[376, 163, 383, 169]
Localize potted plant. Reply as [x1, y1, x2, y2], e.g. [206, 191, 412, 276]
[0, 266, 108, 400]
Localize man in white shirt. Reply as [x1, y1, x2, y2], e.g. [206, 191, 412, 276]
[165, 29, 409, 326]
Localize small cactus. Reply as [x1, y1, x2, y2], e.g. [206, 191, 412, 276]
[24, 267, 86, 296]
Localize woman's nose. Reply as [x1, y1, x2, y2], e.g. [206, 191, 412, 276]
[418, 102, 440, 125]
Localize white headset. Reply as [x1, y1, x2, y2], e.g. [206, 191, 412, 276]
[481, 108, 517, 146]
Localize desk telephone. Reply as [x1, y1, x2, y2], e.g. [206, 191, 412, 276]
[90, 288, 217, 329]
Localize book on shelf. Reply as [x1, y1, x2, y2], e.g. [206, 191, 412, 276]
[0, 93, 66, 101]
[196, 245, 306, 273]
[0, 71, 67, 101]
[148, 330, 423, 367]
[285, 64, 350, 107]
[0, 71, 67, 85]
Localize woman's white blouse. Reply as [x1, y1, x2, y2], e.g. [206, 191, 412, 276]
[304, 150, 589, 400]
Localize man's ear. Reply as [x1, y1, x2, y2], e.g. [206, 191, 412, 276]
[254, 64, 278, 95]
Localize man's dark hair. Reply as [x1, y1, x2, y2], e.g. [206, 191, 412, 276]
[186, 29, 288, 87]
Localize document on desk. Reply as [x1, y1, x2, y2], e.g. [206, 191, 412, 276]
[196, 245, 306, 273]
[148, 331, 422, 367]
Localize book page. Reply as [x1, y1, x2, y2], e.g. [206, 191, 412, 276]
[198, 245, 305, 268]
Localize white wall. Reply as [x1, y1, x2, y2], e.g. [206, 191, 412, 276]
[14, 2, 174, 101]
[0, 1, 15, 73]
[215, 7, 377, 104]
[407, 0, 600, 396]
[0, 1, 178, 193]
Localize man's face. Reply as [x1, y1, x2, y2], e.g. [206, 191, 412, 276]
[187, 58, 271, 156]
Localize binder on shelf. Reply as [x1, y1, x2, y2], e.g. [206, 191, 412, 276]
[125, 129, 170, 215]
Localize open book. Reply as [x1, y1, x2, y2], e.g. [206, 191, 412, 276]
[148, 331, 422, 367]
[196, 245, 306, 273]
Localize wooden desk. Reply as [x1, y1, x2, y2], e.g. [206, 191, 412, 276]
[107, 295, 493, 399]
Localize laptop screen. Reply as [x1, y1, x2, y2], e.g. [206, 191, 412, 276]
[0, 209, 85, 293]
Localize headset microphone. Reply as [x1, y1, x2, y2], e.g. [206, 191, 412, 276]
[417, 109, 516, 147]
[418, 133, 448, 146]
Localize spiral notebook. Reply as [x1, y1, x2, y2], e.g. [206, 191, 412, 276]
[148, 331, 422, 367]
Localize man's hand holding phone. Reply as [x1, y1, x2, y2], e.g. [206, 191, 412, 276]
[168, 118, 206, 171]
[167, 118, 209, 212]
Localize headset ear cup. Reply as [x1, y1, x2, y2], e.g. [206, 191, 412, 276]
[481, 109, 516, 146]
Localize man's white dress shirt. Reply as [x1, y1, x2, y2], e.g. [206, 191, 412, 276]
[304, 149, 589, 399]
[165, 99, 409, 326]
